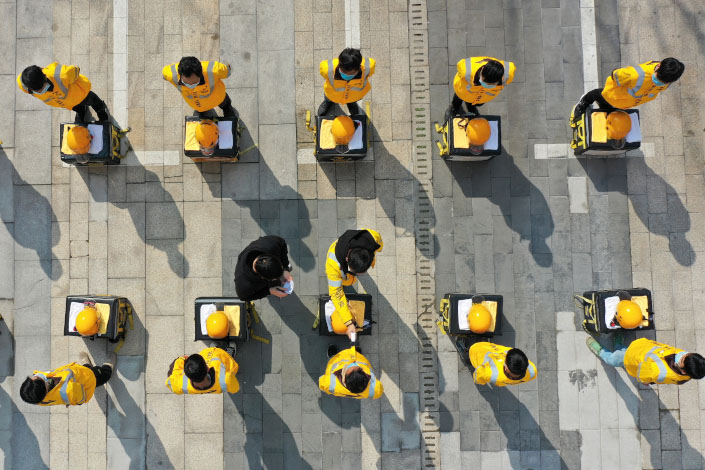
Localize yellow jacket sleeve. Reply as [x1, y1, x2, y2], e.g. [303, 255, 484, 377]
[319, 60, 329, 80]
[213, 348, 240, 394]
[165, 357, 186, 393]
[611, 67, 635, 88]
[473, 366, 492, 385]
[163, 63, 178, 87]
[213, 61, 231, 81]
[327, 269, 354, 325]
[64, 65, 80, 85]
[367, 58, 376, 78]
[636, 361, 659, 384]
[318, 374, 330, 393]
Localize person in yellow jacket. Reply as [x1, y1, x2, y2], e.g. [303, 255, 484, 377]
[165, 347, 240, 394]
[18, 63, 110, 122]
[318, 48, 375, 116]
[19, 352, 116, 406]
[572, 57, 685, 121]
[163, 56, 236, 117]
[319, 344, 383, 399]
[469, 342, 537, 387]
[586, 336, 705, 385]
[446, 57, 516, 122]
[326, 229, 383, 339]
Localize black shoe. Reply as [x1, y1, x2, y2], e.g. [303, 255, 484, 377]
[327, 345, 338, 359]
[223, 106, 237, 118]
[347, 102, 360, 115]
[317, 100, 331, 117]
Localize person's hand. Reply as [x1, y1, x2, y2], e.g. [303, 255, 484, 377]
[269, 287, 288, 298]
[283, 271, 293, 283]
[346, 323, 356, 340]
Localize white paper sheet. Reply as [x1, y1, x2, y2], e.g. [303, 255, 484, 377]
[603, 295, 620, 329]
[217, 121, 234, 149]
[282, 280, 294, 294]
[199, 304, 217, 335]
[485, 120, 500, 151]
[67, 302, 87, 332]
[87, 124, 104, 154]
[457, 299, 474, 331]
[349, 120, 364, 150]
[626, 112, 641, 143]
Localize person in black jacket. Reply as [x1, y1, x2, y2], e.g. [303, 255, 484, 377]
[234, 236, 293, 301]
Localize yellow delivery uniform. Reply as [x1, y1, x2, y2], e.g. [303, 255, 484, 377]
[165, 347, 240, 394]
[601, 61, 670, 109]
[623, 338, 691, 385]
[453, 56, 516, 105]
[325, 229, 383, 326]
[318, 347, 384, 399]
[162, 61, 231, 112]
[17, 62, 91, 109]
[320, 57, 376, 104]
[469, 342, 537, 387]
[34, 363, 97, 406]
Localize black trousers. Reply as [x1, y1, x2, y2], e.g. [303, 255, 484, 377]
[319, 96, 360, 116]
[451, 93, 483, 113]
[72, 91, 108, 120]
[580, 88, 616, 110]
[83, 363, 113, 387]
[197, 93, 234, 117]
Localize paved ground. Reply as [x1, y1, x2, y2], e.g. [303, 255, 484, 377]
[0, 0, 704, 469]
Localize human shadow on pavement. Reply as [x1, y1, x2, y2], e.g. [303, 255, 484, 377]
[225, 298, 311, 470]
[0, 376, 49, 470]
[77, 163, 189, 278]
[578, 156, 693, 267]
[0, 148, 61, 280]
[607, 359, 703, 466]
[206, 119, 316, 273]
[445, 147, 554, 268]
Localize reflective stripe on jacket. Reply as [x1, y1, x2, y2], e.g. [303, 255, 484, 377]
[319, 57, 375, 103]
[318, 347, 383, 399]
[469, 342, 537, 387]
[601, 61, 669, 108]
[165, 347, 240, 394]
[623, 338, 690, 385]
[325, 228, 383, 326]
[452, 56, 515, 105]
[36, 363, 96, 406]
[162, 61, 231, 111]
[17, 62, 91, 109]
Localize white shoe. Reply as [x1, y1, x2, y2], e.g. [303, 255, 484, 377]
[79, 352, 93, 367]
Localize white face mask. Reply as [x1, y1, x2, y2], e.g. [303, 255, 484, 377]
[182, 81, 199, 89]
[33, 82, 50, 94]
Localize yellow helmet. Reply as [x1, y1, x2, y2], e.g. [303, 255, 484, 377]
[76, 306, 100, 336]
[616, 300, 642, 329]
[606, 111, 631, 148]
[331, 311, 349, 335]
[196, 120, 219, 151]
[467, 303, 492, 334]
[206, 311, 229, 339]
[67, 126, 92, 154]
[465, 118, 491, 146]
[331, 115, 356, 145]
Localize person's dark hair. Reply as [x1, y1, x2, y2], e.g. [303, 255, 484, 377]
[178, 56, 203, 79]
[338, 48, 363, 72]
[656, 57, 684, 83]
[20, 377, 47, 404]
[184, 354, 208, 382]
[347, 247, 373, 274]
[21, 65, 47, 91]
[254, 255, 284, 280]
[346, 368, 370, 393]
[480, 60, 504, 85]
[505, 348, 529, 378]
[683, 353, 705, 379]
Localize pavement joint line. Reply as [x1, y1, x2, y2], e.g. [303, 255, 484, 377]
[111, 0, 179, 167]
[580, 1, 598, 93]
[344, 0, 360, 48]
[533, 142, 655, 159]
